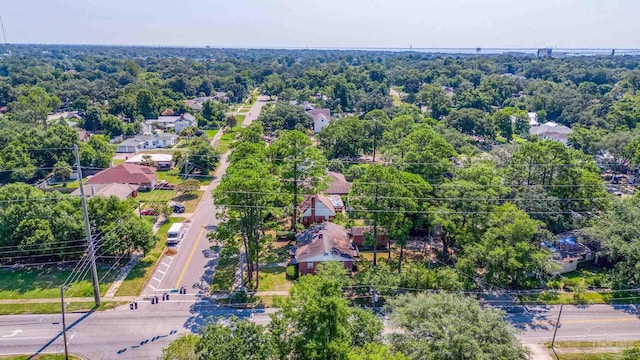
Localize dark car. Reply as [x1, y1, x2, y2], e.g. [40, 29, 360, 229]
[140, 208, 155, 216]
[172, 204, 185, 213]
[155, 180, 175, 190]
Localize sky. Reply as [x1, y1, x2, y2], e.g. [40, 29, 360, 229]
[2, 0, 640, 48]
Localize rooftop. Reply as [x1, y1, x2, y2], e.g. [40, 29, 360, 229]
[295, 222, 358, 263]
[86, 163, 157, 185]
[71, 183, 139, 201]
[325, 171, 352, 195]
[125, 153, 173, 163]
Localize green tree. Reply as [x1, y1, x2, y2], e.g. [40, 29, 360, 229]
[363, 109, 390, 162]
[214, 156, 279, 288]
[83, 105, 103, 132]
[12, 86, 60, 128]
[457, 203, 551, 288]
[386, 293, 528, 360]
[186, 138, 220, 174]
[318, 116, 370, 159]
[196, 317, 274, 360]
[53, 160, 73, 181]
[348, 343, 409, 360]
[269, 130, 327, 229]
[349, 165, 416, 266]
[416, 84, 451, 119]
[177, 178, 201, 195]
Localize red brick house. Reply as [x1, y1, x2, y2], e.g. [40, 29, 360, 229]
[301, 194, 337, 227]
[86, 163, 157, 190]
[348, 226, 388, 248]
[294, 222, 359, 275]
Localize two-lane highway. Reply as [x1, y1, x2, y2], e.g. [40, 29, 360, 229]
[143, 96, 269, 296]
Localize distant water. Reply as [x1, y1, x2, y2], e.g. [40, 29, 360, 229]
[283, 47, 640, 56]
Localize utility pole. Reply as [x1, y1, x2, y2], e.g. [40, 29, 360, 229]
[550, 304, 563, 360]
[74, 145, 101, 307]
[60, 286, 69, 360]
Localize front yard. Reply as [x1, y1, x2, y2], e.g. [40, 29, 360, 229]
[116, 217, 181, 296]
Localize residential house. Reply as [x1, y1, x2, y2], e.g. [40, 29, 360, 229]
[125, 153, 173, 170]
[145, 113, 197, 134]
[184, 96, 227, 112]
[542, 235, 594, 274]
[86, 163, 157, 190]
[529, 121, 572, 145]
[0, 106, 7, 114]
[301, 194, 336, 226]
[325, 171, 352, 196]
[327, 195, 345, 212]
[116, 134, 179, 153]
[348, 226, 388, 248]
[293, 222, 359, 275]
[72, 183, 139, 201]
[306, 108, 331, 133]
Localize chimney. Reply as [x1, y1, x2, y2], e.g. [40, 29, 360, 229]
[90, 185, 95, 197]
[311, 196, 316, 224]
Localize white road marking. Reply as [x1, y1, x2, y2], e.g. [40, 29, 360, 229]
[157, 270, 166, 274]
[152, 277, 162, 282]
[1, 329, 22, 338]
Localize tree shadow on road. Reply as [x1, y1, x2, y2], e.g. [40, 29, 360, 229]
[182, 300, 266, 333]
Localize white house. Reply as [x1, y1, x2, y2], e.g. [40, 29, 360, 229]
[306, 109, 331, 133]
[116, 134, 179, 153]
[145, 113, 197, 134]
[125, 153, 173, 169]
[529, 121, 572, 145]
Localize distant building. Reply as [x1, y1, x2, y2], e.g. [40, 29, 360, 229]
[144, 113, 196, 134]
[529, 121, 572, 145]
[293, 222, 359, 275]
[306, 108, 331, 133]
[348, 226, 388, 248]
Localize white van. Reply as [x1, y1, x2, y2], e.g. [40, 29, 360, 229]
[167, 223, 184, 245]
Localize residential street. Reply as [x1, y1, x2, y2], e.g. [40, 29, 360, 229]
[143, 96, 269, 296]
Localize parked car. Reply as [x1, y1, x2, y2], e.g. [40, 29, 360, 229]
[140, 208, 155, 216]
[155, 180, 175, 190]
[172, 204, 185, 213]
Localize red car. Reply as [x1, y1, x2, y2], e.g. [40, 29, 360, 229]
[154, 181, 175, 190]
[140, 208, 155, 216]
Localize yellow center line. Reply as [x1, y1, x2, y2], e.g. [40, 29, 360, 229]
[175, 227, 205, 288]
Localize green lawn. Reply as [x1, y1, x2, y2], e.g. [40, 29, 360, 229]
[0, 301, 119, 316]
[552, 341, 640, 349]
[116, 218, 180, 296]
[519, 290, 640, 305]
[557, 354, 623, 360]
[236, 114, 246, 124]
[257, 267, 292, 292]
[205, 129, 219, 138]
[210, 247, 239, 293]
[136, 189, 178, 203]
[112, 159, 125, 166]
[174, 191, 204, 213]
[0, 265, 118, 300]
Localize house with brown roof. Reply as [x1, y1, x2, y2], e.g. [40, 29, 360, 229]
[86, 163, 157, 190]
[325, 171, 352, 196]
[293, 222, 359, 275]
[307, 108, 331, 133]
[301, 194, 337, 226]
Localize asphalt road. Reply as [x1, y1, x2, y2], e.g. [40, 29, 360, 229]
[511, 304, 640, 343]
[1, 302, 638, 359]
[143, 96, 269, 297]
[0, 299, 276, 359]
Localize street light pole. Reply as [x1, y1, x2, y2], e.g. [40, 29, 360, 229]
[60, 286, 69, 360]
